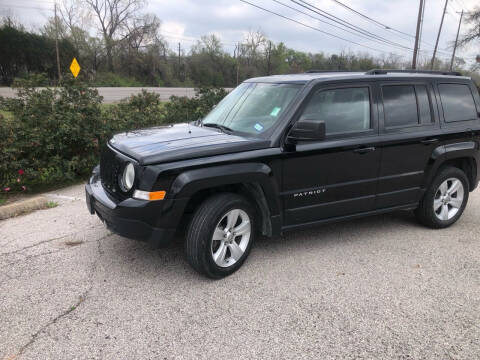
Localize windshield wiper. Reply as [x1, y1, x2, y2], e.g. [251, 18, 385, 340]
[202, 123, 234, 134]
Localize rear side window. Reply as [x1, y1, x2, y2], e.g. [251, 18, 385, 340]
[416, 86, 432, 124]
[382, 85, 432, 128]
[438, 83, 478, 122]
[301, 87, 371, 135]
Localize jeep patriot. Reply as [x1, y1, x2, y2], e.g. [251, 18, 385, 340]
[86, 69, 480, 278]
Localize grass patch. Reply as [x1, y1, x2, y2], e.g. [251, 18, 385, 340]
[0, 197, 6, 206]
[46, 201, 58, 208]
[0, 110, 13, 121]
[100, 103, 116, 110]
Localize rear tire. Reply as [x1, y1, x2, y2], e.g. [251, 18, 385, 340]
[185, 193, 256, 279]
[415, 166, 469, 229]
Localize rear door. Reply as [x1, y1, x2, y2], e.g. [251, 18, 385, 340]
[375, 81, 440, 209]
[282, 82, 382, 227]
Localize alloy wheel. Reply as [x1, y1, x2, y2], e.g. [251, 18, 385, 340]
[211, 209, 251, 268]
[433, 177, 464, 221]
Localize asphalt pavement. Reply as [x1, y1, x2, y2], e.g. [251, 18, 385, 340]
[1, 184, 479, 359]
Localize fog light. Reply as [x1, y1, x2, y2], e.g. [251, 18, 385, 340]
[133, 190, 166, 201]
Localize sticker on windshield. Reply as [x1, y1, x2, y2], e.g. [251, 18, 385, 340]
[270, 107, 281, 116]
[254, 123, 264, 132]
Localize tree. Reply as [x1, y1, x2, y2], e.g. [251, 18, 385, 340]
[84, 0, 145, 71]
[118, 14, 167, 83]
[0, 24, 76, 84]
[459, 7, 480, 47]
[188, 34, 231, 86]
[57, 0, 92, 52]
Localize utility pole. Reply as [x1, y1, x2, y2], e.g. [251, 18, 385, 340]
[267, 41, 272, 75]
[54, 2, 62, 81]
[412, 0, 424, 69]
[236, 42, 240, 85]
[178, 42, 181, 80]
[450, 10, 464, 71]
[430, 0, 448, 69]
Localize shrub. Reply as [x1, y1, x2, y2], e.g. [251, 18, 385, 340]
[12, 73, 50, 87]
[103, 90, 167, 133]
[0, 79, 105, 189]
[0, 82, 228, 191]
[163, 86, 228, 123]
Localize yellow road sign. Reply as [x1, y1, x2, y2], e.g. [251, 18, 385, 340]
[70, 58, 81, 78]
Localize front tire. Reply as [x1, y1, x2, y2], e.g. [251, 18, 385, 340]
[415, 166, 469, 229]
[185, 193, 256, 278]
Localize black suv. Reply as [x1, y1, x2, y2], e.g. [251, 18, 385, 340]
[86, 69, 480, 278]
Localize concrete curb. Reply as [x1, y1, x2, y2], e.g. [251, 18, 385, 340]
[0, 196, 50, 220]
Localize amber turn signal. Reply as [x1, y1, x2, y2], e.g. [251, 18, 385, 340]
[133, 190, 166, 201]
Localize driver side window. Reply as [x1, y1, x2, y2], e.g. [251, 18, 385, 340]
[301, 87, 371, 135]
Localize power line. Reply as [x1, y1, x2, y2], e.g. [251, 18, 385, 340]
[330, 0, 415, 39]
[291, 0, 414, 52]
[4, 0, 55, 2]
[290, 0, 450, 56]
[270, 0, 414, 55]
[447, 3, 461, 17]
[453, 0, 469, 11]
[0, 4, 52, 11]
[160, 30, 237, 46]
[238, 0, 403, 55]
[0, 0, 54, 8]
[329, 0, 445, 51]
[159, 34, 237, 51]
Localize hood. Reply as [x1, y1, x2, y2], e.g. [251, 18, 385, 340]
[110, 123, 270, 165]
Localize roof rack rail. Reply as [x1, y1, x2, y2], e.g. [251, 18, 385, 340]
[305, 70, 357, 73]
[365, 69, 462, 76]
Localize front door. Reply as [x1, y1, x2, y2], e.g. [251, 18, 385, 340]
[282, 83, 382, 227]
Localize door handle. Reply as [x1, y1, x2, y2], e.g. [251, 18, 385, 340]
[353, 146, 376, 154]
[420, 138, 439, 145]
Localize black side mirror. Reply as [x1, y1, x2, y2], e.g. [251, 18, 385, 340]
[287, 120, 326, 143]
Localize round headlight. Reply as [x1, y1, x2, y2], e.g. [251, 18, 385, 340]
[121, 162, 135, 191]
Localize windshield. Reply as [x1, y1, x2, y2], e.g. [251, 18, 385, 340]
[202, 82, 302, 135]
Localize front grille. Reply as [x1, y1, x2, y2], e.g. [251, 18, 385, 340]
[100, 145, 124, 199]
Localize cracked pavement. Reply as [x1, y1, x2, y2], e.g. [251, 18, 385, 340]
[1, 184, 479, 359]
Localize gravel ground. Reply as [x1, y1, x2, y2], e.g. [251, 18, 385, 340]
[1, 184, 479, 360]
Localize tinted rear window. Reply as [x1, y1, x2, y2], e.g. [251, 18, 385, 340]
[438, 83, 478, 122]
[382, 85, 418, 127]
[415, 85, 433, 124]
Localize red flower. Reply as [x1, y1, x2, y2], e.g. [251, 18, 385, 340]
[3, 187, 10, 192]
[18, 169, 25, 175]
[21, 186, 27, 191]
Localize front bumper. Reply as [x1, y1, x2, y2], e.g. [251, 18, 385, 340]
[85, 170, 186, 247]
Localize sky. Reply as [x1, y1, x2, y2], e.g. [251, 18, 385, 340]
[2, 0, 479, 66]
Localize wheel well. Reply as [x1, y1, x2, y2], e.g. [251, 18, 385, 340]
[438, 157, 477, 191]
[182, 183, 273, 237]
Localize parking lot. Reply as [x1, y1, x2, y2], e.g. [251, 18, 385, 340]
[1, 183, 479, 359]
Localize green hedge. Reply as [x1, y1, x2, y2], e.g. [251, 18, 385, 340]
[0, 81, 227, 192]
